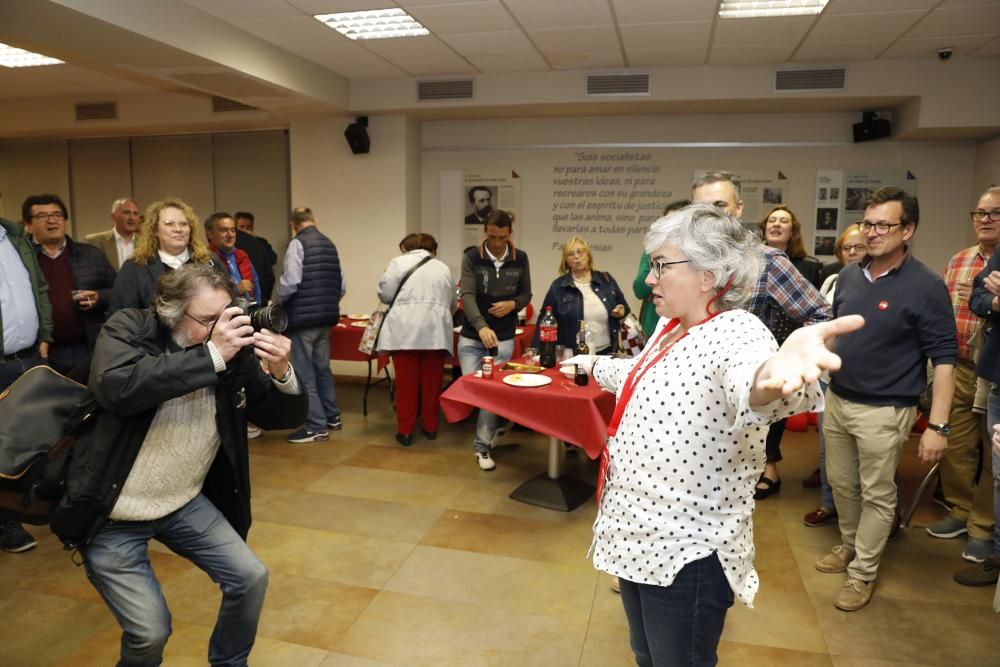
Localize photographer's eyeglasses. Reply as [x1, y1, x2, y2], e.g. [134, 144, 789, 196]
[970, 209, 1000, 222]
[856, 221, 903, 236]
[648, 256, 691, 279]
[185, 311, 221, 331]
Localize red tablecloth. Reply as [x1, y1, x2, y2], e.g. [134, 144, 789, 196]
[330, 318, 536, 372]
[440, 362, 614, 460]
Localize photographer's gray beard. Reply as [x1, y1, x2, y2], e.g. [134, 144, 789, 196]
[172, 330, 196, 349]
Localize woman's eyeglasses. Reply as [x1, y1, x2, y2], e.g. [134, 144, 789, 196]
[648, 256, 691, 279]
[842, 244, 866, 254]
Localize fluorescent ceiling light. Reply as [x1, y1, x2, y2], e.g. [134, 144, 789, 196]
[719, 1, 829, 19]
[0, 42, 63, 68]
[314, 8, 429, 40]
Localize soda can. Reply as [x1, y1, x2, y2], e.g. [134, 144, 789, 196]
[481, 356, 494, 378]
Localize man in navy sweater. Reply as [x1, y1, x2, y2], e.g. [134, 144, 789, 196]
[816, 187, 957, 612]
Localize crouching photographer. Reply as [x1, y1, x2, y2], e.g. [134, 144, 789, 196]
[54, 262, 307, 666]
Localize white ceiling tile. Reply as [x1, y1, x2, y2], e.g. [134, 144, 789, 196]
[908, 5, 1000, 37]
[440, 30, 537, 56]
[792, 39, 892, 61]
[709, 43, 796, 65]
[612, 0, 716, 24]
[180, 0, 303, 22]
[393, 55, 478, 74]
[619, 21, 712, 50]
[824, 0, 937, 14]
[937, 0, 1000, 7]
[881, 33, 998, 58]
[466, 52, 550, 72]
[405, 1, 517, 34]
[547, 50, 624, 70]
[713, 16, 816, 45]
[971, 34, 1000, 54]
[503, 0, 614, 29]
[236, 16, 407, 78]
[399, 0, 491, 5]
[285, 0, 394, 12]
[528, 26, 622, 53]
[808, 11, 925, 42]
[627, 46, 706, 67]
[360, 34, 457, 58]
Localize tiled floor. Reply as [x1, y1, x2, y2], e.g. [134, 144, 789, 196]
[2, 381, 998, 666]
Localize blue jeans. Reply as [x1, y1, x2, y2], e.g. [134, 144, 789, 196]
[457, 335, 514, 454]
[987, 388, 1000, 555]
[618, 553, 734, 667]
[290, 325, 340, 432]
[82, 494, 268, 667]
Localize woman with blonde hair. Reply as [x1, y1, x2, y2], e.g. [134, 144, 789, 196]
[534, 236, 629, 355]
[110, 198, 224, 313]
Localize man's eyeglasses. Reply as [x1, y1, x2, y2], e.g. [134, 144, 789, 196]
[970, 209, 1000, 223]
[842, 244, 866, 254]
[185, 311, 220, 331]
[648, 256, 691, 279]
[30, 211, 66, 222]
[857, 221, 903, 236]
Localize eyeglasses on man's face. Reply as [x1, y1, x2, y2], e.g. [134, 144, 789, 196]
[856, 221, 903, 236]
[184, 311, 221, 331]
[647, 256, 691, 279]
[970, 209, 1000, 223]
[31, 211, 66, 222]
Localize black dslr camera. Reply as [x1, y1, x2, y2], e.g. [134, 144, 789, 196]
[231, 298, 288, 333]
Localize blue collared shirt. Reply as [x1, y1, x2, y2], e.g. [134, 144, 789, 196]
[0, 226, 41, 355]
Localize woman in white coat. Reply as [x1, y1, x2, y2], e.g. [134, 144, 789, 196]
[376, 233, 456, 446]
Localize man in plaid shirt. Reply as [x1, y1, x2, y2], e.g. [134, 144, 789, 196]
[692, 171, 832, 498]
[933, 186, 1000, 570]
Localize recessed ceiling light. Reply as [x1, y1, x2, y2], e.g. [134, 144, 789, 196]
[314, 9, 429, 41]
[0, 42, 63, 68]
[719, 1, 829, 19]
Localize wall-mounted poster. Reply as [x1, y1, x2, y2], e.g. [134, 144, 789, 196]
[813, 168, 918, 258]
[462, 170, 521, 250]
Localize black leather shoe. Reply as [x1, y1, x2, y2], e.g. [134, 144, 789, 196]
[421, 428, 437, 440]
[395, 433, 413, 447]
[753, 476, 781, 500]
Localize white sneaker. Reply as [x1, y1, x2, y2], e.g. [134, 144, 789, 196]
[247, 423, 262, 439]
[477, 452, 496, 471]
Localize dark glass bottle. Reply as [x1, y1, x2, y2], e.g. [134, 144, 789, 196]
[538, 306, 558, 368]
[575, 321, 590, 386]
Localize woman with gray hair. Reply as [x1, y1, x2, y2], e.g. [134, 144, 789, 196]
[567, 203, 862, 666]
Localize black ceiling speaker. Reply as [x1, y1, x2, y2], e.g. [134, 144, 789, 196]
[853, 111, 891, 143]
[344, 116, 370, 154]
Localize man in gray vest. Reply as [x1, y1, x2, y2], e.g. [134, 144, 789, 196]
[277, 207, 344, 443]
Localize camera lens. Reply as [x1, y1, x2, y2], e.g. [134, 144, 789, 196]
[249, 304, 288, 333]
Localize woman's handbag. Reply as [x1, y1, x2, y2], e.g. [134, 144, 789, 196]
[358, 255, 433, 355]
[0, 365, 100, 525]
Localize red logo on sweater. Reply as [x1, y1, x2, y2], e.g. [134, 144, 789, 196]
[878, 300, 889, 311]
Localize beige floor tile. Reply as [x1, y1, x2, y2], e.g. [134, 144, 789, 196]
[718, 640, 834, 666]
[249, 452, 336, 490]
[0, 589, 114, 666]
[830, 657, 935, 667]
[334, 590, 588, 667]
[251, 436, 370, 467]
[254, 490, 444, 543]
[579, 621, 635, 667]
[251, 484, 302, 509]
[447, 473, 601, 523]
[248, 521, 415, 589]
[419, 509, 595, 565]
[307, 464, 470, 508]
[383, 545, 597, 621]
[319, 652, 405, 667]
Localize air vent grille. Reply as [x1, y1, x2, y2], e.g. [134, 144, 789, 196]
[75, 102, 117, 121]
[586, 73, 650, 96]
[212, 96, 257, 112]
[774, 68, 846, 91]
[417, 79, 474, 101]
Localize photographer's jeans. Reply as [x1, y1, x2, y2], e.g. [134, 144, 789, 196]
[82, 494, 268, 667]
[457, 336, 514, 454]
[290, 325, 340, 432]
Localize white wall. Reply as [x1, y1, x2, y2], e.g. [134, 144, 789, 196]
[421, 113, 980, 319]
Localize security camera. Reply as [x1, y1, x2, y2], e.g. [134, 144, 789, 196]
[937, 48, 954, 61]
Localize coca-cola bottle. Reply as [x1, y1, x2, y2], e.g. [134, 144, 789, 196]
[538, 306, 558, 368]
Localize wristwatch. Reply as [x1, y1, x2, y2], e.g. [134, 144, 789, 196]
[927, 422, 952, 437]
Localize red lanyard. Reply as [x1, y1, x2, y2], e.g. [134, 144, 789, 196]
[597, 310, 722, 502]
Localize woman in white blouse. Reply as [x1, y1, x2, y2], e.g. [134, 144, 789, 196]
[574, 204, 861, 666]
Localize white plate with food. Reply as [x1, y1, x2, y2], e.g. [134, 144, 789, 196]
[502, 373, 552, 388]
[350, 321, 368, 328]
[347, 313, 370, 320]
[558, 365, 576, 377]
